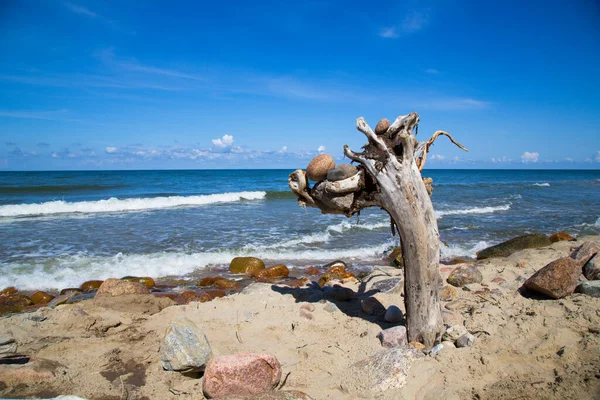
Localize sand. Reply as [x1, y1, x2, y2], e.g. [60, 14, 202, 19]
[0, 236, 599, 399]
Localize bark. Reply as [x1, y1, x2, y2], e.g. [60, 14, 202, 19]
[288, 111, 467, 348]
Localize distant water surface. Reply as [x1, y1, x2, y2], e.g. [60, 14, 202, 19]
[1, 169, 599, 290]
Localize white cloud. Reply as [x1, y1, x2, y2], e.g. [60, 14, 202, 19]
[317, 145, 326, 153]
[379, 27, 399, 39]
[595, 151, 600, 162]
[491, 156, 511, 163]
[565, 157, 573, 162]
[280, 146, 287, 153]
[430, 154, 445, 160]
[64, 2, 97, 17]
[105, 146, 117, 153]
[212, 134, 234, 148]
[380, 11, 429, 39]
[521, 152, 539, 163]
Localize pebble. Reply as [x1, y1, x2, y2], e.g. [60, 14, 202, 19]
[456, 333, 475, 348]
[375, 118, 390, 135]
[159, 317, 212, 372]
[96, 278, 150, 297]
[300, 304, 315, 312]
[549, 231, 575, 242]
[575, 280, 600, 298]
[441, 340, 456, 349]
[377, 326, 408, 348]
[408, 341, 426, 352]
[80, 280, 104, 292]
[439, 285, 456, 301]
[202, 353, 281, 399]
[447, 265, 483, 287]
[30, 291, 54, 305]
[442, 310, 465, 326]
[384, 305, 404, 323]
[428, 343, 444, 356]
[371, 278, 402, 294]
[442, 325, 469, 342]
[327, 285, 354, 301]
[361, 297, 386, 315]
[121, 276, 155, 288]
[444, 299, 477, 311]
[326, 164, 358, 182]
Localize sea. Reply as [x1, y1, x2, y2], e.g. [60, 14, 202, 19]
[1, 169, 599, 291]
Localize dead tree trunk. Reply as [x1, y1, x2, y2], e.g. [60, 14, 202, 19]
[288, 112, 467, 348]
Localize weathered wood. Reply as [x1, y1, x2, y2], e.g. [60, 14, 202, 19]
[288, 111, 467, 348]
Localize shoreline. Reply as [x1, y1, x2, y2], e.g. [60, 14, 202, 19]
[0, 234, 599, 398]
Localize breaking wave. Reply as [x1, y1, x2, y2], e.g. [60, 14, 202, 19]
[532, 183, 550, 187]
[436, 204, 511, 218]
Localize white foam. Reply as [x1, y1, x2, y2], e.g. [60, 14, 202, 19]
[532, 183, 550, 187]
[436, 204, 511, 218]
[326, 220, 389, 233]
[441, 241, 490, 260]
[0, 191, 266, 217]
[0, 241, 395, 290]
[596, 217, 600, 228]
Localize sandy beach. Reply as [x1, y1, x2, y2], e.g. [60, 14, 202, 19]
[0, 234, 598, 399]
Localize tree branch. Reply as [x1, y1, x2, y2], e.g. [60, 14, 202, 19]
[417, 130, 468, 171]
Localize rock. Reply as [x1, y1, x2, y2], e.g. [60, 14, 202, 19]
[48, 292, 78, 307]
[584, 254, 600, 280]
[304, 266, 321, 276]
[447, 265, 483, 287]
[213, 277, 240, 289]
[0, 287, 18, 297]
[570, 241, 600, 267]
[445, 256, 475, 265]
[202, 353, 281, 399]
[549, 231, 575, 243]
[442, 310, 465, 326]
[244, 390, 313, 400]
[456, 333, 475, 348]
[0, 295, 34, 316]
[476, 233, 552, 259]
[29, 291, 54, 305]
[65, 292, 96, 304]
[122, 276, 156, 288]
[441, 340, 456, 350]
[230, 257, 266, 275]
[59, 288, 83, 296]
[371, 278, 402, 294]
[96, 278, 150, 297]
[326, 164, 358, 182]
[575, 280, 600, 298]
[361, 297, 386, 315]
[254, 264, 289, 279]
[351, 347, 420, 391]
[442, 325, 469, 342]
[516, 260, 528, 269]
[327, 285, 354, 301]
[439, 285, 456, 301]
[195, 289, 227, 303]
[384, 305, 404, 323]
[160, 317, 212, 372]
[408, 341, 426, 352]
[0, 357, 64, 387]
[80, 280, 104, 292]
[306, 154, 335, 181]
[377, 326, 408, 348]
[375, 118, 390, 135]
[0, 337, 17, 357]
[444, 299, 477, 311]
[323, 260, 347, 272]
[524, 256, 581, 299]
[323, 302, 339, 313]
[94, 294, 174, 314]
[388, 247, 404, 268]
[197, 277, 218, 287]
[282, 278, 310, 288]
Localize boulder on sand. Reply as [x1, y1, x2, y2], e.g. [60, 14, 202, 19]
[524, 256, 581, 299]
[230, 257, 266, 275]
[476, 233, 552, 259]
[96, 278, 150, 297]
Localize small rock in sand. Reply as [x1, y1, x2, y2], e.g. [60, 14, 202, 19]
[524, 256, 581, 299]
[327, 285, 354, 301]
[96, 278, 150, 297]
[447, 265, 483, 287]
[202, 353, 281, 399]
[351, 346, 420, 391]
[439, 285, 456, 301]
[361, 297, 386, 315]
[575, 280, 600, 298]
[583, 254, 600, 280]
[456, 333, 476, 348]
[476, 233, 551, 259]
[549, 231, 575, 243]
[384, 305, 403, 323]
[570, 241, 600, 267]
[443, 325, 469, 342]
[408, 341, 426, 352]
[323, 301, 339, 313]
[159, 317, 212, 372]
[377, 325, 408, 348]
[371, 278, 402, 294]
[230, 256, 266, 275]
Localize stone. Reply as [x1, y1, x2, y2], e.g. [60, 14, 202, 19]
[48, 292, 78, 307]
[327, 285, 354, 301]
[445, 256, 475, 265]
[323, 302, 339, 313]
[375, 118, 390, 135]
[571, 241, 600, 268]
[0, 337, 17, 357]
[583, 254, 600, 280]
[195, 289, 227, 303]
[122, 276, 156, 288]
[575, 280, 600, 298]
[323, 259, 347, 272]
[377, 326, 408, 348]
[456, 333, 475, 348]
[96, 278, 150, 297]
[408, 341, 426, 352]
[304, 266, 321, 276]
[439, 285, 456, 301]
[516, 260, 528, 268]
[0, 287, 18, 297]
[65, 292, 96, 304]
[282, 278, 310, 288]
[384, 305, 404, 323]
[442, 310, 465, 326]
[0, 357, 64, 387]
[429, 343, 444, 356]
[549, 231, 575, 243]
[254, 264, 289, 279]
[244, 390, 313, 400]
[213, 277, 240, 289]
[326, 164, 358, 182]
[160, 317, 212, 372]
[441, 340, 456, 350]
[306, 153, 335, 181]
[197, 277, 218, 287]
[351, 346, 420, 391]
[59, 288, 83, 296]
[29, 291, 54, 305]
[476, 233, 552, 259]
[361, 297, 386, 315]
[442, 325, 469, 342]
[444, 299, 477, 311]
[0, 295, 34, 316]
[388, 247, 404, 268]
[524, 256, 581, 299]
[447, 265, 483, 287]
[202, 353, 281, 399]
[80, 280, 104, 291]
[371, 278, 402, 294]
[230, 257, 266, 275]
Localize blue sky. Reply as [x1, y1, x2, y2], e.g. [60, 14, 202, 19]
[1, 0, 599, 170]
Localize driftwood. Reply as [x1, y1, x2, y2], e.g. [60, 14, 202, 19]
[288, 112, 467, 348]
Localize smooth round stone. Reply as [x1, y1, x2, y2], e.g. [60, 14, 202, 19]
[439, 285, 456, 301]
[361, 297, 385, 315]
[213, 278, 240, 289]
[306, 154, 335, 181]
[30, 291, 55, 305]
[230, 257, 265, 275]
[80, 280, 104, 292]
[326, 164, 358, 182]
[375, 118, 390, 135]
[328, 285, 354, 301]
[60, 288, 83, 296]
[197, 277, 218, 287]
[0, 287, 18, 297]
[122, 276, 156, 288]
[254, 264, 289, 279]
[195, 290, 226, 303]
[384, 305, 404, 323]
